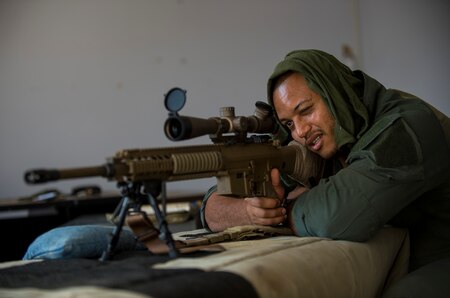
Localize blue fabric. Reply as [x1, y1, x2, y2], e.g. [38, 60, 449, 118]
[23, 225, 146, 260]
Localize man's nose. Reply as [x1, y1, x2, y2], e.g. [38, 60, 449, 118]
[293, 120, 310, 140]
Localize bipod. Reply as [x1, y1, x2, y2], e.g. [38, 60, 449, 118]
[144, 180, 179, 259]
[99, 181, 145, 261]
[99, 180, 179, 261]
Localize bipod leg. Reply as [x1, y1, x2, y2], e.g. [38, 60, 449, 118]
[99, 182, 136, 261]
[144, 181, 179, 258]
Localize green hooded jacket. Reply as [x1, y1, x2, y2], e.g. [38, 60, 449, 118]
[267, 49, 450, 270]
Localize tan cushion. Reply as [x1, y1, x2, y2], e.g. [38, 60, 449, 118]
[157, 227, 409, 298]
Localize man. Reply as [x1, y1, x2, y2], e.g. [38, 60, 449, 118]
[201, 49, 450, 297]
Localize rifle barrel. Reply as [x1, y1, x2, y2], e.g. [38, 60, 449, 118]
[24, 165, 109, 184]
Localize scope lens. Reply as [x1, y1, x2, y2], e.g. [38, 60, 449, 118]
[165, 118, 184, 140]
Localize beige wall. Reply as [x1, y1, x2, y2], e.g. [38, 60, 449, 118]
[0, 0, 448, 199]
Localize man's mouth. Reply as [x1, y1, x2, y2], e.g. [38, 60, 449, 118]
[306, 134, 322, 151]
[312, 136, 320, 145]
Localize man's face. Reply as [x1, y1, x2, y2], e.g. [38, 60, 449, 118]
[273, 72, 338, 159]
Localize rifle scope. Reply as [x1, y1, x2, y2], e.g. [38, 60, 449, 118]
[164, 87, 277, 141]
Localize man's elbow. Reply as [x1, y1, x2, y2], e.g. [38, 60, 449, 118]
[300, 216, 381, 242]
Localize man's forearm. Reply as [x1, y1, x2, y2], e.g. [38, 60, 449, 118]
[204, 193, 252, 232]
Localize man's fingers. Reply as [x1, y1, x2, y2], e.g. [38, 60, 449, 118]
[270, 168, 285, 199]
[245, 197, 280, 208]
[250, 215, 286, 226]
[249, 206, 286, 218]
[245, 204, 286, 225]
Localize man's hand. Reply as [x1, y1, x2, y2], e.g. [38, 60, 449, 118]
[204, 168, 308, 232]
[243, 196, 286, 226]
[205, 193, 287, 232]
[240, 168, 288, 226]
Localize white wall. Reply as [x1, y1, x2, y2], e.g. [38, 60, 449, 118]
[0, 0, 448, 199]
[359, 0, 450, 114]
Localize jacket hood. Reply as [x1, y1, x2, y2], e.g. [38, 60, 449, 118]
[267, 49, 369, 150]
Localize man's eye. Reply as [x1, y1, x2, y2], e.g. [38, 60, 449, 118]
[285, 121, 294, 130]
[300, 106, 312, 115]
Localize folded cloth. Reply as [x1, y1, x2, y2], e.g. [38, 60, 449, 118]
[126, 212, 294, 255]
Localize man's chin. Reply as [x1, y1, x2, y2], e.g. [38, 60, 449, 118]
[317, 149, 338, 160]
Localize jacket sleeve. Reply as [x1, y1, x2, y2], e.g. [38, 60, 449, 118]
[200, 185, 217, 231]
[290, 114, 450, 242]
